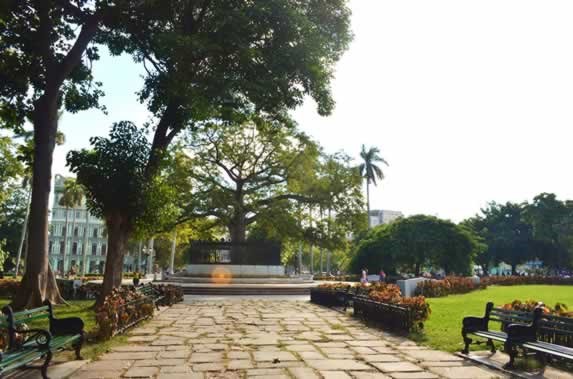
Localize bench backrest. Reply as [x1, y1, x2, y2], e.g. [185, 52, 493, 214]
[537, 314, 573, 348]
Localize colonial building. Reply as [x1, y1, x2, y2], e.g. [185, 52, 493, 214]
[368, 209, 403, 227]
[48, 174, 135, 274]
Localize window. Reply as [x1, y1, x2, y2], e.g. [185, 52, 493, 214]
[72, 242, 78, 255]
[102, 229, 107, 238]
[74, 227, 79, 237]
[76, 211, 81, 218]
[93, 228, 98, 238]
[49, 241, 53, 254]
[92, 243, 97, 255]
[60, 241, 65, 254]
[101, 244, 107, 256]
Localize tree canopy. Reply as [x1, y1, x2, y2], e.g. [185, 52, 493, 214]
[350, 215, 480, 276]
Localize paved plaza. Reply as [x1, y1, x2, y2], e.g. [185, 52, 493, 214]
[69, 300, 507, 379]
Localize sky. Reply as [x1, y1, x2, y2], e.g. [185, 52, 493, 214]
[54, 0, 573, 222]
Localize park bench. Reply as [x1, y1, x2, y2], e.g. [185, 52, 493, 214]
[0, 301, 84, 379]
[136, 283, 164, 310]
[505, 310, 573, 368]
[461, 302, 537, 355]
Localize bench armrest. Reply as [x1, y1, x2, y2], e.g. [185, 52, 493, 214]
[505, 322, 536, 342]
[462, 316, 487, 332]
[20, 328, 52, 349]
[49, 316, 85, 336]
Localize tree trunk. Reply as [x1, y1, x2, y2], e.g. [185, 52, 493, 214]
[62, 207, 69, 274]
[415, 262, 421, 277]
[15, 189, 31, 277]
[71, 205, 77, 269]
[366, 180, 371, 228]
[13, 97, 65, 309]
[310, 244, 314, 274]
[81, 209, 89, 276]
[170, 230, 177, 275]
[229, 218, 247, 243]
[97, 212, 131, 306]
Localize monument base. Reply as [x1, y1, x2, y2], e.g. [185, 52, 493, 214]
[183, 264, 285, 278]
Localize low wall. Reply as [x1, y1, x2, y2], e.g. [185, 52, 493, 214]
[184, 264, 285, 277]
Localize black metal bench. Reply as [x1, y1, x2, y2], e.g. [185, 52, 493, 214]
[505, 310, 573, 368]
[0, 301, 84, 379]
[136, 283, 164, 310]
[461, 302, 539, 355]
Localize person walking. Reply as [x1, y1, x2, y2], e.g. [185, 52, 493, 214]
[379, 268, 386, 283]
[361, 268, 368, 284]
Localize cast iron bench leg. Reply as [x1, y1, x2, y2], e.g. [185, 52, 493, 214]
[41, 350, 52, 379]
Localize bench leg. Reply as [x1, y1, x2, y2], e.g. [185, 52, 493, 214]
[503, 342, 516, 369]
[487, 338, 496, 354]
[41, 351, 52, 379]
[461, 332, 472, 355]
[75, 332, 85, 360]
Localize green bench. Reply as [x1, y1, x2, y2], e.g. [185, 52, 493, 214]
[0, 301, 84, 379]
[136, 283, 165, 310]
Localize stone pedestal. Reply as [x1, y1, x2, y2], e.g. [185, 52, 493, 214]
[397, 277, 427, 297]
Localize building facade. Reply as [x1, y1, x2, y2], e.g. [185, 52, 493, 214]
[369, 209, 403, 227]
[49, 174, 135, 274]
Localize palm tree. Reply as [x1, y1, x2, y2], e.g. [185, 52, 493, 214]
[59, 178, 84, 275]
[358, 145, 388, 228]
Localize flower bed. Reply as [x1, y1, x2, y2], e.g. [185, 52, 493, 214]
[313, 274, 360, 282]
[357, 283, 430, 332]
[155, 284, 184, 306]
[0, 279, 20, 298]
[310, 283, 354, 307]
[415, 276, 482, 298]
[95, 287, 155, 340]
[482, 275, 573, 286]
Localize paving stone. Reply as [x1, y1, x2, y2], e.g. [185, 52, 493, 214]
[112, 345, 164, 352]
[320, 371, 353, 379]
[192, 362, 226, 372]
[351, 372, 392, 379]
[133, 358, 187, 367]
[253, 351, 298, 362]
[69, 370, 125, 378]
[123, 366, 159, 378]
[227, 359, 254, 369]
[372, 362, 424, 373]
[81, 360, 133, 371]
[190, 352, 224, 362]
[99, 351, 157, 360]
[402, 349, 462, 362]
[157, 374, 204, 379]
[299, 351, 326, 360]
[288, 367, 320, 379]
[287, 344, 319, 352]
[420, 361, 466, 367]
[306, 359, 371, 370]
[157, 349, 191, 359]
[389, 373, 439, 379]
[428, 366, 500, 378]
[227, 351, 251, 359]
[361, 354, 402, 363]
[246, 368, 287, 376]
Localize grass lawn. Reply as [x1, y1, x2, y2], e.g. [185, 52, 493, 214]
[412, 285, 573, 353]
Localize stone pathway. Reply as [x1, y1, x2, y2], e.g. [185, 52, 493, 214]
[70, 300, 505, 379]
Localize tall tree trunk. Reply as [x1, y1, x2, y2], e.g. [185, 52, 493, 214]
[137, 240, 143, 273]
[62, 207, 69, 275]
[81, 209, 89, 276]
[366, 179, 371, 228]
[229, 218, 247, 243]
[97, 212, 131, 306]
[170, 230, 177, 275]
[15, 189, 31, 277]
[71, 205, 77, 269]
[310, 244, 314, 274]
[13, 97, 65, 309]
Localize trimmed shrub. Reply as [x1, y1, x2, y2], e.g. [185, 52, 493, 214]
[482, 275, 573, 286]
[415, 276, 482, 297]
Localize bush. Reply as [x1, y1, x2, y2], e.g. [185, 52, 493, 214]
[501, 299, 573, 317]
[482, 275, 573, 286]
[415, 276, 482, 297]
[95, 287, 154, 340]
[155, 285, 184, 306]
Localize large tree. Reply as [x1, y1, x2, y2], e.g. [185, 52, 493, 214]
[1, 0, 145, 308]
[75, 0, 351, 300]
[358, 145, 388, 228]
[350, 215, 480, 276]
[180, 116, 319, 243]
[67, 121, 178, 304]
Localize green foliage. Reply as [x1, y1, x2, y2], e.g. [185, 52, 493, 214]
[67, 121, 178, 235]
[0, 136, 24, 206]
[350, 215, 479, 276]
[0, 240, 9, 272]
